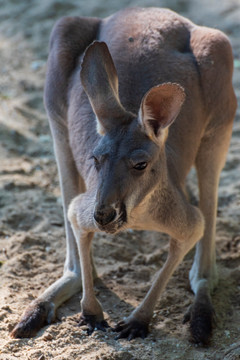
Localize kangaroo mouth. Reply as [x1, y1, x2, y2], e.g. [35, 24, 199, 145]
[96, 204, 127, 234]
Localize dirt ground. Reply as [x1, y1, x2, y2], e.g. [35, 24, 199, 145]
[0, 0, 240, 359]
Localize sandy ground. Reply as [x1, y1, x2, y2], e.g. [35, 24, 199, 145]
[0, 0, 240, 359]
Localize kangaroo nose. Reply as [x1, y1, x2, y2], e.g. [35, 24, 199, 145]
[94, 205, 117, 226]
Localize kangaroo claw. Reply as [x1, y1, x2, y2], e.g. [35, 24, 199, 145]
[79, 313, 109, 335]
[113, 318, 148, 341]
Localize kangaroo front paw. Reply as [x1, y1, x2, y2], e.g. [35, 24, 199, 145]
[114, 318, 149, 341]
[11, 300, 55, 338]
[183, 300, 216, 345]
[79, 313, 109, 335]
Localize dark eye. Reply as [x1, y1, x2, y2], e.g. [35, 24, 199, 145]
[92, 156, 99, 168]
[133, 162, 148, 170]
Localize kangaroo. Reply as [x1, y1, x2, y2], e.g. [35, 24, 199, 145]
[11, 7, 237, 344]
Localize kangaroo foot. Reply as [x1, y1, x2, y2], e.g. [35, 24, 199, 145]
[11, 300, 55, 338]
[79, 313, 109, 335]
[183, 294, 216, 345]
[114, 318, 149, 341]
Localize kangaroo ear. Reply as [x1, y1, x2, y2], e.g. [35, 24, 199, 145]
[81, 41, 130, 134]
[139, 83, 185, 141]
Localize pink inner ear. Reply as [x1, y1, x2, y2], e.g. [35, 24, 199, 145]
[141, 83, 185, 136]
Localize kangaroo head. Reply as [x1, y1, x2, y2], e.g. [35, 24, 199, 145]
[81, 41, 185, 233]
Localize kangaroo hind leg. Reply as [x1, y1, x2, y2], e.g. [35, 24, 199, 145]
[11, 16, 101, 339]
[11, 130, 83, 338]
[187, 122, 233, 344]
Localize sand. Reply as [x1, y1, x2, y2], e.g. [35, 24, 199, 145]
[0, 0, 240, 359]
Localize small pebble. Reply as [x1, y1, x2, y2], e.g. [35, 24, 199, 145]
[43, 333, 53, 341]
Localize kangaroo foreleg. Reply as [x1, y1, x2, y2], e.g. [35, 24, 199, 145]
[68, 194, 109, 335]
[114, 239, 193, 339]
[114, 199, 204, 340]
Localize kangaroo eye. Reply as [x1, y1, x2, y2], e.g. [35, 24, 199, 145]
[133, 162, 148, 170]
[91, 156, 100, 167]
